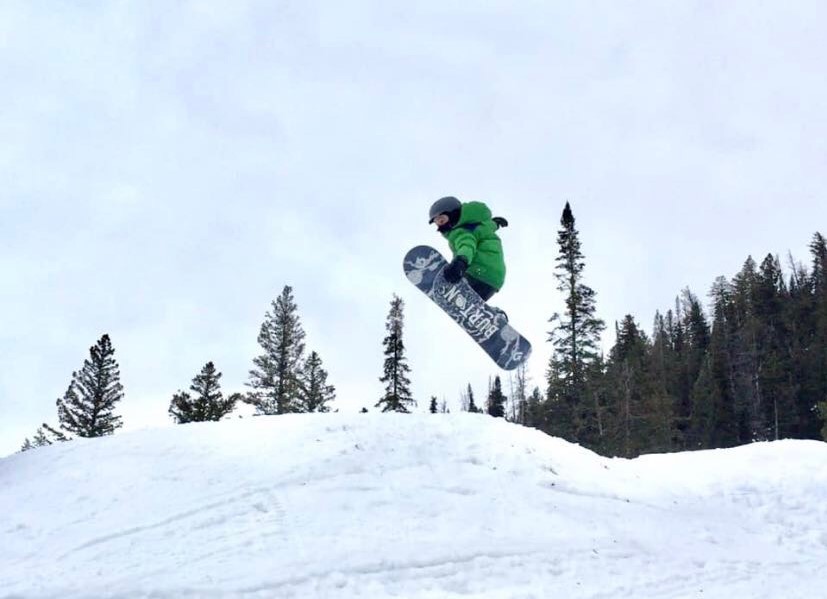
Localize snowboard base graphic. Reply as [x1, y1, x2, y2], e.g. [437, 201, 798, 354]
[403, 245, 531, 371]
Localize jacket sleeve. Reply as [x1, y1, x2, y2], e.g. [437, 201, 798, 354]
[450, 228, 477, 263]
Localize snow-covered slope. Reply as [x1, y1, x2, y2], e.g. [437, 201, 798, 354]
[2, 414, 826, 598]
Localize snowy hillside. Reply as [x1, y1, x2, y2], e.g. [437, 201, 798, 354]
[2, 414, 826, 598]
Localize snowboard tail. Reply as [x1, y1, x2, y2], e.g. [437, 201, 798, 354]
[403, 245, 531, 370]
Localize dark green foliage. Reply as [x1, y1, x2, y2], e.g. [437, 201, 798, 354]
[169, 362, 238, 423]
[298, 351, 336, 412]
[524, 387, 545, 429]
[528, 221, 826, 456]
[57, 334, 124, 438]
[600, 317, 663, 456]
[248, 286, 306, 415]
[20, 424, 67, 452]
[376, 295, 414, 413]
[487, 376, 506, 418]
[546, 202, 605, 445]
[429, 397, 438, 414]
[466, 384, 480, 413]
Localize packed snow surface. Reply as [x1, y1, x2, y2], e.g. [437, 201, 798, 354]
[2, 413, 826, 598]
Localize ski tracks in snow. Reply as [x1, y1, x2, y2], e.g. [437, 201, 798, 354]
[62, 485, 290, 562]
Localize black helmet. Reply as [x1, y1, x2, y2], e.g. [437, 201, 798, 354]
[428, 196, 461, 223]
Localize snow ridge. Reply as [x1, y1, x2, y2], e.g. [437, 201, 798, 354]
[1, 413, 825, 598]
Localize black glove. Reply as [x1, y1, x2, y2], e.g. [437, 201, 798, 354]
[493, 216, 508, 229]
[443, 256, 468, 283]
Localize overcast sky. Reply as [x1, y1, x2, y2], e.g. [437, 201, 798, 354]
[2, 1, 826, 456]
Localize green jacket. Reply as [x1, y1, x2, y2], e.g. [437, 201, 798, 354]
[442, 201, 506, 290]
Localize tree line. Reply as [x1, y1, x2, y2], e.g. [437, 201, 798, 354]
[21, 286, 339, 450]
[523, 203, 827, 456]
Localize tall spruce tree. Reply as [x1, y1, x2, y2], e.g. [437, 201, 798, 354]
[467, 384, 480, 413]
[429, 396, 438, 414]
[688, 277, 739, 449]
[809, 233, 827, 437]
[248, 286, 306, 415]
[732, 257, 772, 441]
[487, 376, 507, 418]
[297, 351, 336, 412]
[602, 316, 673, 457]
[525, 387, 544, 429]
[376, 295, 414, 412]
[819, 401, 827, 441]
[546, 202, 606, 445]
[169, 362, 238, 423]
[57, 334, 124, 438]
[755, 254, 798, 440]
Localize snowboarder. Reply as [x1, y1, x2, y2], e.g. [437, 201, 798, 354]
[428, 196, 508, 301]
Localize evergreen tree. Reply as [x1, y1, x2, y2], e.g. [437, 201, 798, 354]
[298, 351, 336, 412]
[429, 396, 438, 414]
[649, 311, 680, 450]
[601, 316, 671, 457]
[786, 247, 821, 438]
[808, 233, 827, 437]
[169, 362, 238, 423]
[755, 254, 798, 439]
[20, 425, 63, 452]
[731, 257, 771, 441]
[525, 387, 544, 429]
[248, 286, 306, 415]
[487, 376, 507, 418]
[376, 295, 414, 412]
[819, 401, 827, 441]
[546, 202, 606, 445]
[467, 384, 480, 413]
[688, 277, 739, 449]
[57, 334, 124, 438]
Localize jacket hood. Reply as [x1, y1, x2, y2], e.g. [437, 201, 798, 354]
[457, 201, 492, 226]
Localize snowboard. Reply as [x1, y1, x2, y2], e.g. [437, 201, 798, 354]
[403, 245, 532, 371]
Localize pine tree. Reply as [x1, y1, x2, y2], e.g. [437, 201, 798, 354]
[466, 384, 480, 413]
[169, 362, 238, 423]
[808, 233, 827, 438]
[731, 257, 772, 441]
[20, 426, 61, 452]
[546, 202, 606, 445]
[524, 387, 544, 429]
[487, 376, 507, 418]
[429, 397, 438, 414]
[297, 351, 336, 412]
[248, 286, 306, 415]
[57, 334, 124, 438]
[601, 315, 671, 457]
[376, 295, 414, 412]
[688, 277, 739, 449]
[819, 401, 827, 441]
[755, 254, 798, 440]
